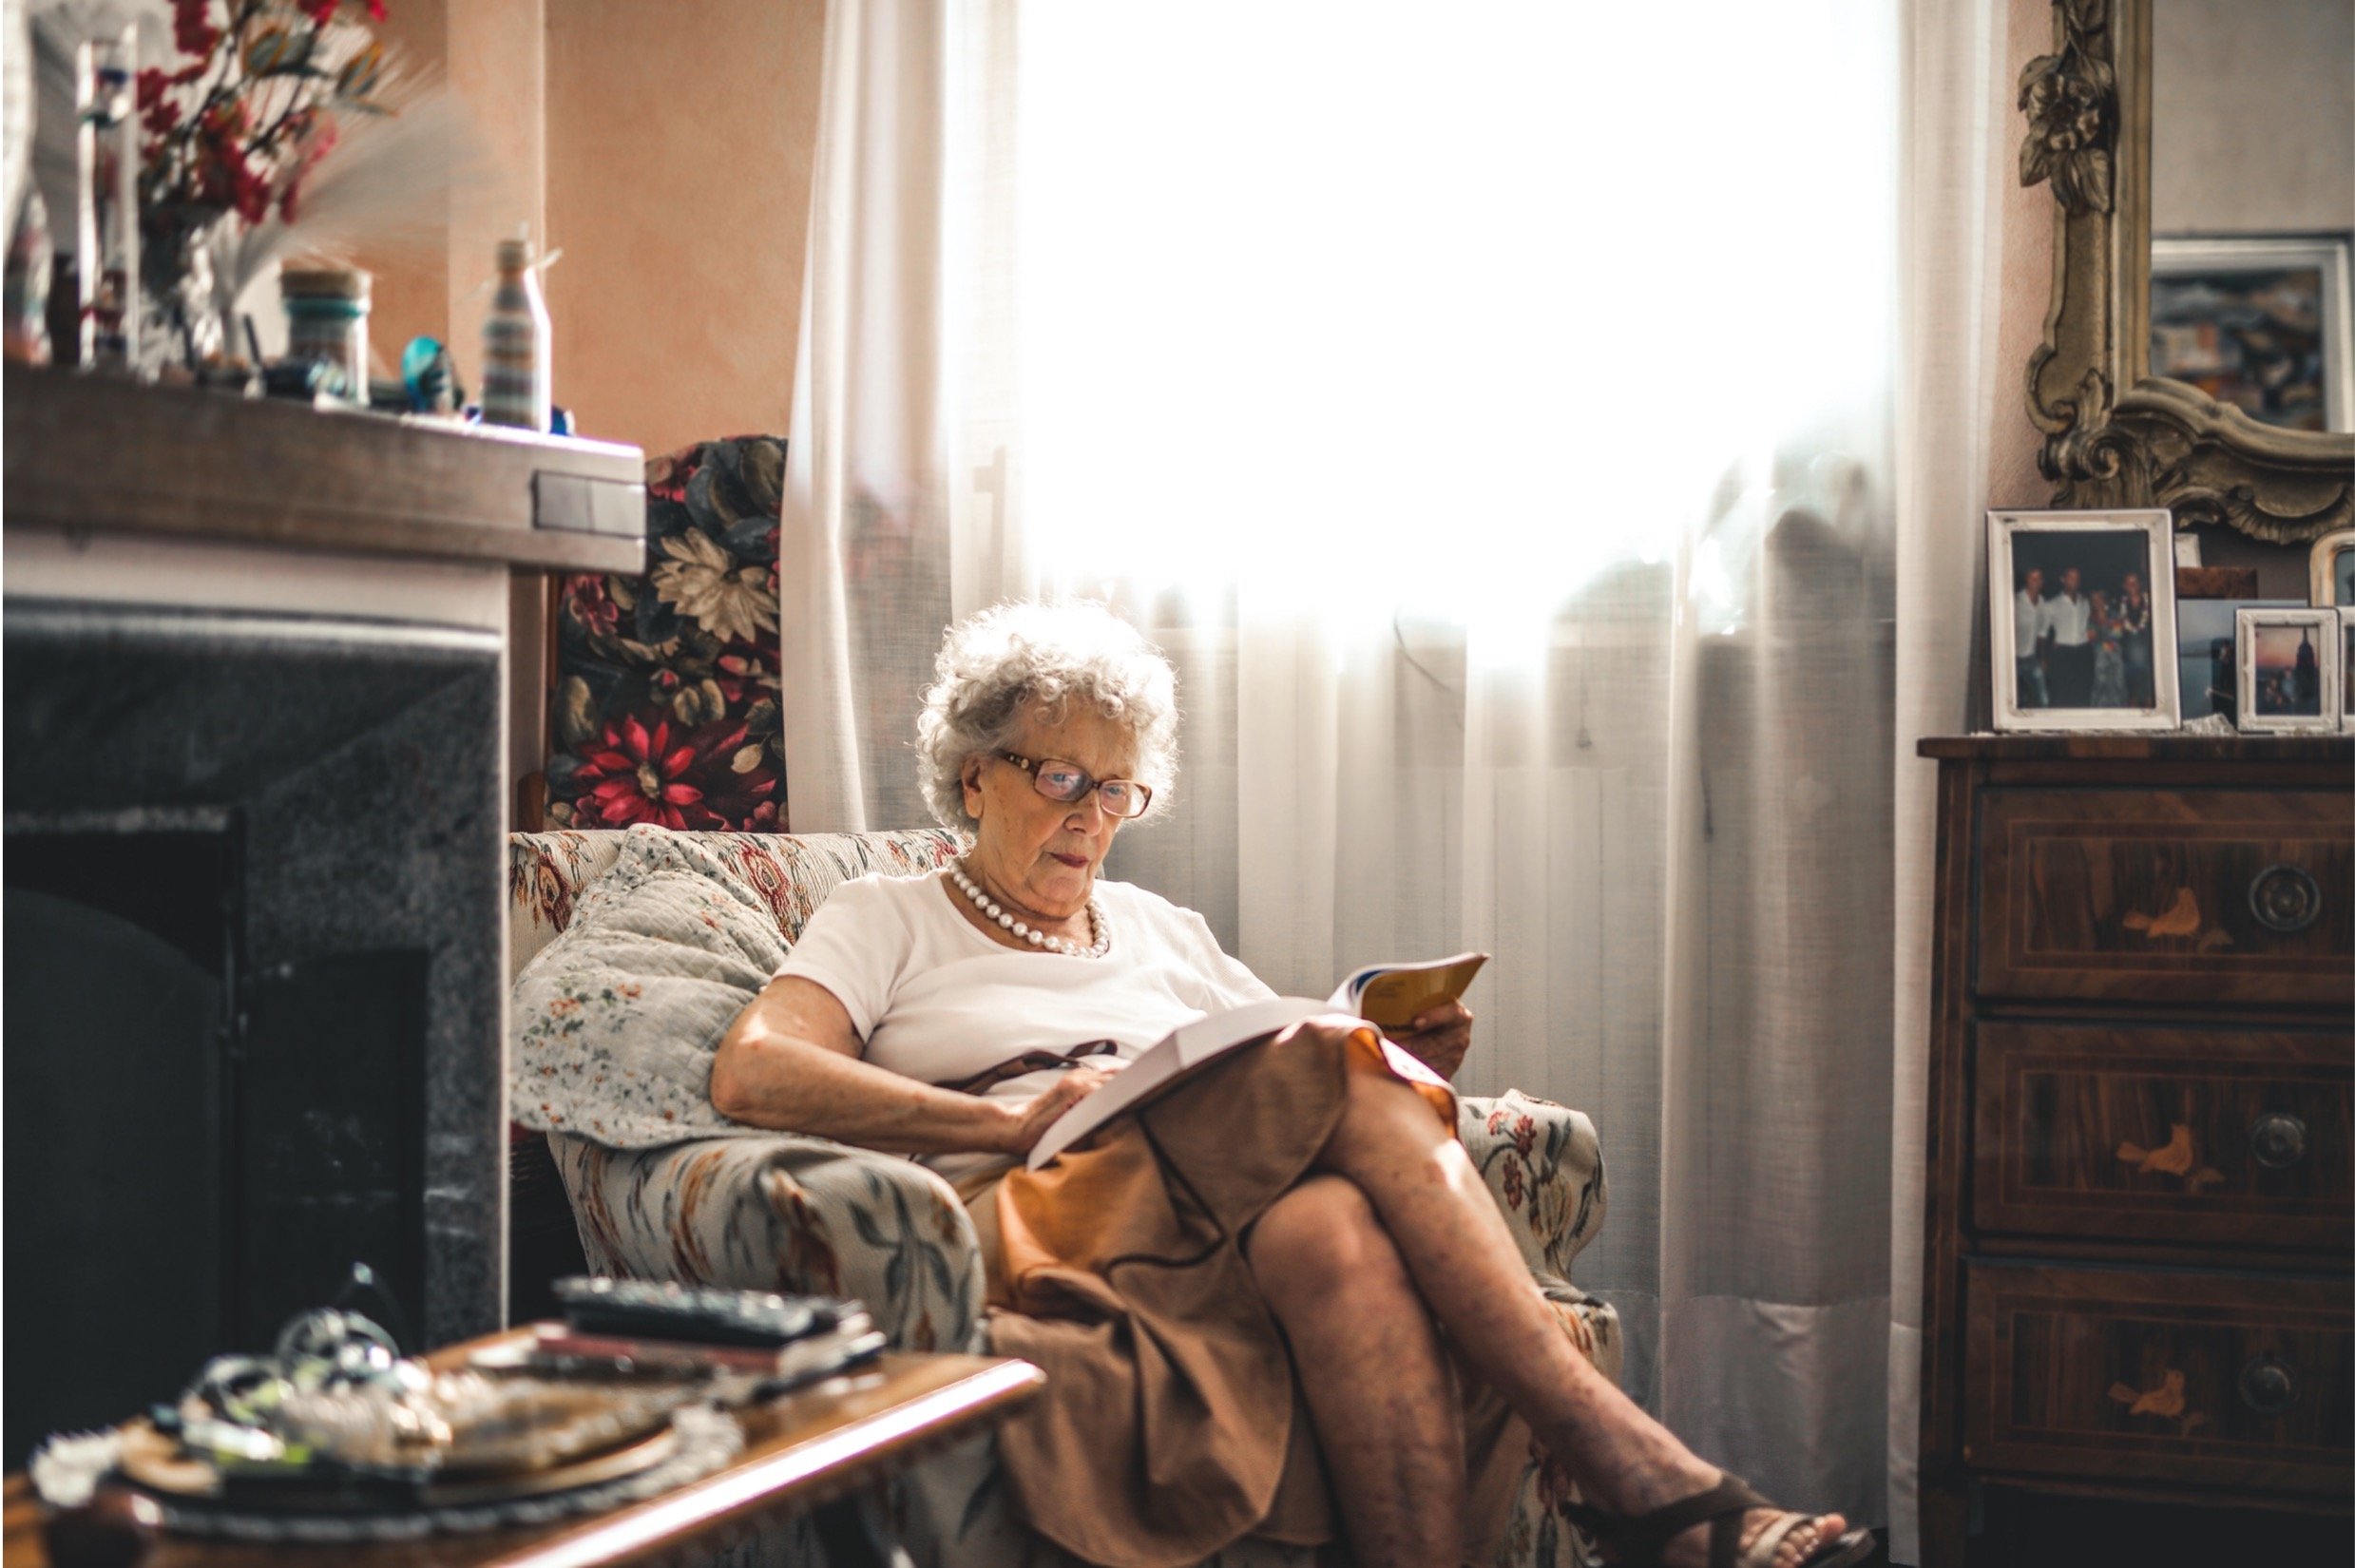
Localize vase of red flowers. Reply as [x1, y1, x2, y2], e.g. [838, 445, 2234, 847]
[134, 0, 392, 373]
[141, 200, 229, 367]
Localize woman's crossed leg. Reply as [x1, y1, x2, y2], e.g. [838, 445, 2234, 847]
[1246, 1022, 1848, 1568]
[1247, 1175, 1465, 1568]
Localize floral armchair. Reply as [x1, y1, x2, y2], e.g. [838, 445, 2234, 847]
[508, 829, 1618, 1567]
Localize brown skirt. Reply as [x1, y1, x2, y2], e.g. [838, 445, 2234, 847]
[960, 1025, 1530, 1568]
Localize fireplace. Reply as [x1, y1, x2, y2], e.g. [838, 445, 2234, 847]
[2, 601, 507, 1461]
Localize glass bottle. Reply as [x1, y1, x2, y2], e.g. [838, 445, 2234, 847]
[481, 234, 551, 431]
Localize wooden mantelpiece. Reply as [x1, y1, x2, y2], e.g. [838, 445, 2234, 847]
[2, 364, 646, 575]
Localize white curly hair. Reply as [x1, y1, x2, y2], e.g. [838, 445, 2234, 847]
[914, 602, 1180, 832]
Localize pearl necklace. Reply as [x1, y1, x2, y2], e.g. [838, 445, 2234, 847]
[948, 862, 1111, 957]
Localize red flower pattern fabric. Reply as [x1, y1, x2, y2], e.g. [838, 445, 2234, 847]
[572, 716, 698, 828]
[546, 436, 787, 832]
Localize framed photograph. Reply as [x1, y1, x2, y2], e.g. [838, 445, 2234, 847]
[2234, 607, 2341, 734]
[1989, 509, 2179, 731]
[2175, 597, 2298, 724]
[2310, 527, 2355, 608]
[2150, 234, 2354, 434]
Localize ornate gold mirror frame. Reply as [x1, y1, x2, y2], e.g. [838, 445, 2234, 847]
[2021, 0, 2354, 543]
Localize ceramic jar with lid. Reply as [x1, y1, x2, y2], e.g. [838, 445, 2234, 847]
[279, 267, 371, 395]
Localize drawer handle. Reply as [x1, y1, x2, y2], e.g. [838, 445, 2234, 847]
[2250, 1113, 2308, 1170]
[2247, 864, 2322, 935]
[2238, 1354, 2299, 1417]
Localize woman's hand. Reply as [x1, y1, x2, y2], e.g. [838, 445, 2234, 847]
[1382, 1000, 1474, 1081]
[993, 1065, 1115, 1156]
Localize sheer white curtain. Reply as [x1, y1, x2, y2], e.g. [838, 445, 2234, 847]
[781, 1, 1988, 1542]
[1889, 0, 2009, 1560]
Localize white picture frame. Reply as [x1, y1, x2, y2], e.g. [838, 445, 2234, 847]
[2310, 527, 2355, 609]
[2341, 608, 2355, 733]
[2234, 607, 2342, 734]
[1988, 508, 2180, 732]
[2152, 234, 2355, 435]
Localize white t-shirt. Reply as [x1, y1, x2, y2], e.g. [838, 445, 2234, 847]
[773, 872, 1277, 1178]
[2039, 591, 2092, 647]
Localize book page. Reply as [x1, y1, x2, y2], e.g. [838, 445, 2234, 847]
[1025, 996, 1329, 1169]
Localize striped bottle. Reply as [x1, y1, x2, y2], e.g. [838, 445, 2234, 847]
[481, 235, 550, 431]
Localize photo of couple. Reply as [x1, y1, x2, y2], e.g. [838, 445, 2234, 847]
[2008, 539, 2160, 710]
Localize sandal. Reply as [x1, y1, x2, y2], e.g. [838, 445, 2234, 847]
[1560, 1473, 1877, 1568]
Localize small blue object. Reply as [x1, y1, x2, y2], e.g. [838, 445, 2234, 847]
[401, 335, 460, 413]
[550, 405, 572, 437]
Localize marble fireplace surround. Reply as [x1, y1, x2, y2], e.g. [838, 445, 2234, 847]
[3, 599, 507, 1357]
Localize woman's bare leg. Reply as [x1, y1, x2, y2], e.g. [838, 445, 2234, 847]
[1247, 1176, 1464, 1568]
[1309, 1035, 1847, 1568]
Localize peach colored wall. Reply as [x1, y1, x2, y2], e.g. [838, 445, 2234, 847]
[354, 0, 544, 378]
[543, 0, 828, 454]
[363, 0, 450, 365]
[448, 0, 547, 346]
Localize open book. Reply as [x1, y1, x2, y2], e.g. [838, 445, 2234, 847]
[1025, 951, 1488, 1170]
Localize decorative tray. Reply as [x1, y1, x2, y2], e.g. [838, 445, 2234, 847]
[116, 1417, 685, 1513]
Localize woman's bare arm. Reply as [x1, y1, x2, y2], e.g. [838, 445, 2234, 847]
[708, 975, 1106, 1157]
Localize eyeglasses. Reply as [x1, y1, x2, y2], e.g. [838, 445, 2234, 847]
[998, 752, 1154, 819]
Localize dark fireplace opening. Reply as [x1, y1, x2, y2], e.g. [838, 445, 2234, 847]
[4, 823, 435, 1462]
[4, 827, 236, 1460]
[3, 602, 505, 1466]
[239, 947, 428, 1355]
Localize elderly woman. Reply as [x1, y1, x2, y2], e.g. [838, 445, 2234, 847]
[711, 603, 1864, 1568]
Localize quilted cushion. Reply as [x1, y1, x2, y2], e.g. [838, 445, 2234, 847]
[511, 827, 788, 1146]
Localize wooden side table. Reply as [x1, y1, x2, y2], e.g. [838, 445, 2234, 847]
[6, 1344, 1043, 1568]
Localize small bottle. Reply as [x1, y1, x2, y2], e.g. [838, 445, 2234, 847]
[481, 233, 551, 431]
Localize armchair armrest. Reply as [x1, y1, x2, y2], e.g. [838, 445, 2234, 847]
[1459, 1091, 1619, 1381]
[546, 1130, 988, 1354]
[1460, 1090, 1607, 1276]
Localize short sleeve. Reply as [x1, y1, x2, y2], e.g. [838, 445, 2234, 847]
[772, 876, 915, 1040]
[1178, 907, 1278, 1009]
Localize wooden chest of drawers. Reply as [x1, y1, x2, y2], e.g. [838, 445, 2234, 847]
[1917, 736, 2354, 1567]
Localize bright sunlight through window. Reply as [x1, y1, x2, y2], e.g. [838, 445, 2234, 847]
[991, 3, 1894, 642]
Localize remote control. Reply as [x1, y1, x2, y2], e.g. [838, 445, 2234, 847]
[553, 1277, 851, 1348]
